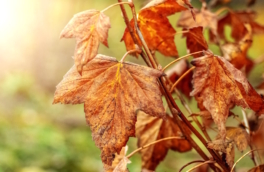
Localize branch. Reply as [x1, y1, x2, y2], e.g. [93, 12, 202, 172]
[231, 149, 264, 172]
[179, 160, 205, 172]
[186, 160, 215, 172]
[126, 136, 185, 159]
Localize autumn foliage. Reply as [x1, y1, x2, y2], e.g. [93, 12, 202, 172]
[54, 0, 264, 171]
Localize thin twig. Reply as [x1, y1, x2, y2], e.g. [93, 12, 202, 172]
[120, 49, 142, 62]
[101, 2, 132, 13]
[186, 160, 215, 172]
[215, 7, 233, 16]
[162, 51, 203, 72]
[126, 136, 185, 159]
[170, 66, 195, 93]
[242, 110, 250, 133]
[179, 160, 205, 172]
[231, 149, 264, 172]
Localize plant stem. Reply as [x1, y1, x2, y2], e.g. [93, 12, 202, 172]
[126, 136, 185, 159]
[215, 7, 233, 16]
[179, 160, 205, 172]
[162, 51, 203, 72]
[186, 160, 215, 172]
[231, 149, 264, 172]
[170, 66, 195, 93]
[101, 2, 132, 13]
[120, 49, 142, 62]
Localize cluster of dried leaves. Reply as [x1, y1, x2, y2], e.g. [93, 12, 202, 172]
[54, 0, 264, 171]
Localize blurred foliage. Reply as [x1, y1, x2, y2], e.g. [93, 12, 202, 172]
[0, 0, 264, 172]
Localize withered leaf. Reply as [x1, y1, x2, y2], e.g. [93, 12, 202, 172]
[191, 51, 264, 139]
[53, 54, 165, 165]
[248, 164, 264, 172]
[221, 24, 254, 74]
[177, 7, 218, 36]
[122, 0, 193, 57]
[136, 111, 192, 170]
[217, 10, 264, 42]
[60, 10, 111, 74]
[166, 59, 193, 98]
[104, 146, 130, 172]
[208, 127, 249, 167]
[184, 26, 208, 57]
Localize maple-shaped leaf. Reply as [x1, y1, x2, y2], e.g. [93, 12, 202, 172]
[248, 164, 264, 172]
[183, 26, 208, 57]
[166, 59, 193, 98]
[53, 54, 165, 165]
[60, 10, 111, 74]
[217, 10, 264, 42]
[136, 111, 192, 170]
[177, 7, 218, 36]
[221, 24, 254, 74]
[208, 127, 249, 167]
[104, 146, 130, 172]
[122, 0, 193, 57]
[190, 51, 264, 139]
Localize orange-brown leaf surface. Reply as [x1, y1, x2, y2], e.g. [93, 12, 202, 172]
[221, 24, 254, 74]
[136, 111, 192, 170]
[190, 51, 264, 139]
[166, 59, 193, 98]
[122, 0, 193, 57]
[104, 146, 130, 172]
[208, 127, 249, 167]
[53, 55, 165, 165]
[60, 10, 111, 74]
[177, 7, 218, 36]
[184, 26, 208, 57]
[217, 10, 264, 42]
[248, 164, 264, 172]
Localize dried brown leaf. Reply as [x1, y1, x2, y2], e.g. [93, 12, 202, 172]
[217, 10, 264, 42]
[53, 55, 165, 165]
[166, 59, 193, 98]
[136, 111, 192, 170]
[184, 26, 208, 57]
[248, 164, 264, 172]
[122, 0, 193, 57]
[191, 51, 264, 139]
[104, 146, 130, 172]
[60, 10, 111, 74]
[226, 142, 235, 167]
[221, 24, 254, 74]
[177, 7, 218, 36]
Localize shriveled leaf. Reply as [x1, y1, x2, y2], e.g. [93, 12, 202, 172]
[104, 146, 129, 172]
[226, 142, 235, 167]
[221, 24, 254, 74]
[60, 10, 111, 74]
[53, 54, 165, 165]
[122, 0, 193, 57]
[248, 164, 264, 172]
[136, 111, 192, 170]
[166, 59, 193, 98]
[113, 157, 131, 172]
[217, 10, 264, 42]
[184, 26, 208, 57]
[208, 127, 249, 167]
[177, 7, 218, 36]
[191, 51, 264, 139]
[217, 127, 250, 151]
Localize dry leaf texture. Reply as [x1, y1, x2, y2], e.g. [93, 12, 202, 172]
[166, 59, 193, 98]
[191, 52, 264, 138]
[122, 0, 192, 57]
[177, 7, 218, 36]
[60, 10, 111, 74]
[53, 55, 165, 165]
[248, 164, 264, 172]
[184, 26, 208, 57]
[136, 111, 192, 170]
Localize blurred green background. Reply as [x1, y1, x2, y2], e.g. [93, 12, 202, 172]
[0, 0, 264, 172]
